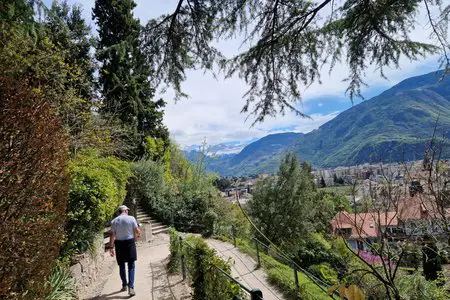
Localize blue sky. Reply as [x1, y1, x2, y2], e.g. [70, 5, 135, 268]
[43, 0, 444, 146]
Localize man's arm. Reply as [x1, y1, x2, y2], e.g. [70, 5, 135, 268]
[133, 217, 141, 239]
[109, 231, 116, 257]
[134, 226, 141, 239]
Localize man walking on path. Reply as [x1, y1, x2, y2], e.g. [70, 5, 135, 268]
[109, 205, 141, 297]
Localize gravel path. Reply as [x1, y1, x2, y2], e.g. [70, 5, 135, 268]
[83, 234, 283, 300]
[84, 234, 190, 300]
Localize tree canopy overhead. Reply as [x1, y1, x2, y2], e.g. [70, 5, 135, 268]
[143, 0, 449, 123]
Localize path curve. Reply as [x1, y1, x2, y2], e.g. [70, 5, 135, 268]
[206, 239, 286, 300]
[84, 234, 284, 300]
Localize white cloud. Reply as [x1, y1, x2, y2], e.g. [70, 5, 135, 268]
[49, 0, 446, 146]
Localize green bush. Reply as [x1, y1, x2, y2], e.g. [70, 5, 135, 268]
[232, 238, 331, 300]
[213, 199, 251, 239]
[294, 232, 343, 269]
[307, 263, 338, 285]
[168, 179, 216, 232]
[168, 229, 242, 300]
[168, 227, 181, 272]
[132, 150, 221, 234]
[202, 210, 217, 237]
[396, 272, 446, 300]
[63, 150, 130, 257]
[401, 243, 422, 269]
[128, 159, 165, 215]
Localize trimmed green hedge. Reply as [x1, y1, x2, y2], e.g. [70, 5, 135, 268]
[63, 150, 130, 257]
[168, 228, 242, 300]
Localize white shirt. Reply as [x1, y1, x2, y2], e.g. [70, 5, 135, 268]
[111, 214, 138, 241]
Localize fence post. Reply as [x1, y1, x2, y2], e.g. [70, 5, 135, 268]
[179, 236, 186, 280]
[232, 224, 237, 247]
[254, 239, 261, 269]
[193, 246, 206, 299]
[293, 265, 300, 300]
[250, 288, 263, 300]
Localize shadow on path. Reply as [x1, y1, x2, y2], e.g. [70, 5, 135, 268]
[86, 290, 132, 300]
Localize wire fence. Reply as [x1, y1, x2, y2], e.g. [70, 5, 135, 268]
[221, 223, 337, 300]
[172, 231, 264, 300]
[142, 199, 336, 299]
[166, 221, 336, 299]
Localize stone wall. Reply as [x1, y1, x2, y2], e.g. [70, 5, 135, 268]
[70, 224, 152, 298]
[70, 234, 113, 299]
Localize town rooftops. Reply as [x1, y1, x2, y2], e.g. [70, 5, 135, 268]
[331, 211, 398, 239]
[331, 194, 449, 239]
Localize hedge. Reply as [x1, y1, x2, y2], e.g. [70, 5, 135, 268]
[63, 150, 130, 257]
[168, 228, 242, 300]
[0, 77, 69, 299]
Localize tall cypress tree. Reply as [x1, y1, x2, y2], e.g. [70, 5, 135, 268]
[93, 0, 168, 159]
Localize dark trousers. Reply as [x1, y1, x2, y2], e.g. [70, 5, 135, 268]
[119, 261, 135, 288]
[114, 238, 137, 288]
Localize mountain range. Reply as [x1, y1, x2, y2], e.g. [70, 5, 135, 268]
[184, 70, 450, 176]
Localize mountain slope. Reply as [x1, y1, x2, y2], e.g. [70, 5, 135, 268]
[230, 132, 303, 165]
[291, 71, 450, 167]
[184, 132, 304, 176]
[185, 70, 450, 175]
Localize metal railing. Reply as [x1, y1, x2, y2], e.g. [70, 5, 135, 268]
[177, 235, 264, 300]
[212, 264, 263, 300]
[228, 225, 337, 300]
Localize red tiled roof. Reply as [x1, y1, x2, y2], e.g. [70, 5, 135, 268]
[331, 194, 449, 239]
[331, 211, 398, 239]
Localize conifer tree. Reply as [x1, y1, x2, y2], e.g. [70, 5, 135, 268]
[46, 1, 95, 101]
[93, 0, 168, 159]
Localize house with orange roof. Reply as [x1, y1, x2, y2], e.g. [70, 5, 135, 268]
[331, 194, 448, 250]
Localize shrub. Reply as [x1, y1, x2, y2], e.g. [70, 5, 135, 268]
[295, 232, 344, 271]
[0, 77, 69, 299]
[168, 227, 181, 272]
[396, 272, 446, 300]
[202, 210, 217, 237]
[168, 229, 242, 300]
[232, 238, 331, 300]
[128, 159, 166, 217]
[307, 263, 339, 285]
[63, 150, 130, 257]
[213, 198, 250, 239]
[132, 149, 220, 235]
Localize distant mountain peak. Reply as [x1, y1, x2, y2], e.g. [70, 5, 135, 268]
[184, 70, 450, 176]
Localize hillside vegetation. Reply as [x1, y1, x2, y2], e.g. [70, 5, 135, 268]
[293, 71, 450, 168]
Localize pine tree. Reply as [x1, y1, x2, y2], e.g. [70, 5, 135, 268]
[46, 1, 95, 101]
[93, 0, 168, 159]
[143, 0, 448, 123]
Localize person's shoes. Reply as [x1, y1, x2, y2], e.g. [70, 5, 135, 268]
[120, 285, 127, 292]
[128, 287, 136, 297]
